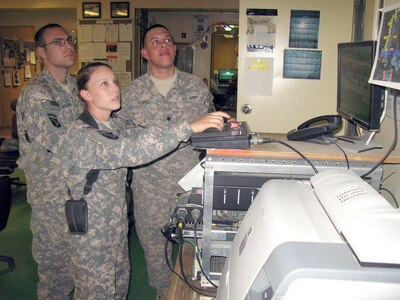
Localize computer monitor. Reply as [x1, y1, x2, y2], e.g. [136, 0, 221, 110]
[337, 40, 385, 151]
[218, 68, 237, 83]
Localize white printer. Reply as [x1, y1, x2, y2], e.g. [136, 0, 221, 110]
[217, 169, 400, 300]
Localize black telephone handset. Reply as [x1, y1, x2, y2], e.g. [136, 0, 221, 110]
[287, 115, 342, 141]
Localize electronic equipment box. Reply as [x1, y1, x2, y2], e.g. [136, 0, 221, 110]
[190, 121, 251, 150]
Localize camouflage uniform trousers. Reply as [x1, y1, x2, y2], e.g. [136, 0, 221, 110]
[132, 147, 197, 294]
[66, 191, 130, 300]
[30, 203, 74, 299]
[133, 172, 179, 293]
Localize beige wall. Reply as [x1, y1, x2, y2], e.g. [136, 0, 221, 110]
[237, 0, 354, 133]
[0, 0, 76, 9]
[0, 9, 76, 33]
[133, 0, 238, 10]
[364, 0, 382, 40]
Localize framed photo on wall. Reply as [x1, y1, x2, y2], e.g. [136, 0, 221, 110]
[110, 2, 130, 18]
[82, 2, 101, 19]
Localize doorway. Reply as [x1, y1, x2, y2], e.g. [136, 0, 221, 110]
[210, 24, 238, 115]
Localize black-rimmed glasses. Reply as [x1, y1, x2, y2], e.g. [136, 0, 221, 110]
[40, 36, 76, 48]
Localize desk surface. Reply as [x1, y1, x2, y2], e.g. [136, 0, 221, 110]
[207, 133, 400, 164]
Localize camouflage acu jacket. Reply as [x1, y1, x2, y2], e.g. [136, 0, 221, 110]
[16, 69, 84, 206]
[60, 109, 192, 202]
[118, 68, 214, 177]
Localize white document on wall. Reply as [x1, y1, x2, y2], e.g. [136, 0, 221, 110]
[93, 43, 107, 59]
[93, 24, 106, 42]
[118, 42, 131, 60]
[119, 23, 132, 41]
[80, 25, 93, 42]
[3, 71, 12, 87]
[24, 65, 32, 79]
[109, 59, 126, 72]
[243, 57, 274, 96]
[79, 43, 93, 60]
[30, 51, 36, 64]
[105, 24, 119, 42]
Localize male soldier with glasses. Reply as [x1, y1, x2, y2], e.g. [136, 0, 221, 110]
[16, 23, 84, 299]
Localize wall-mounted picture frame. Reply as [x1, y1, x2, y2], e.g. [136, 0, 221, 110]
[82, 2, 101, 19]
[110, 2, 130, 18]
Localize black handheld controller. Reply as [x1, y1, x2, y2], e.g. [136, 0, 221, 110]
[190, 121, 251, 150]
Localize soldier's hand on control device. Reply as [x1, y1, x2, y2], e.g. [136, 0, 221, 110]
[189, 111, 231, 133]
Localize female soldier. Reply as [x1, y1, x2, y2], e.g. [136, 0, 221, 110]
[60, 62, 229, 299]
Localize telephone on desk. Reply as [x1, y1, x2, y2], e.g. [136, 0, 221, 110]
[287, 115, 342, 142]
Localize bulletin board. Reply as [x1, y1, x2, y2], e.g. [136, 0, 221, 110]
[78, 19, 133, 90]
[0, 26, 36, 131]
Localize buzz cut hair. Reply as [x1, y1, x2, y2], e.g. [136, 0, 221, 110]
[141, 24, 172, 46]
[34, 23, 65, 48]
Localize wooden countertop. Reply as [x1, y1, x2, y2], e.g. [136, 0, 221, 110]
[207, 133, 400, 164]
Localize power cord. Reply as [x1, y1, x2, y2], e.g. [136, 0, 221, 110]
[192, 209, 219, 289]
[162, 230, 216, 297]
[164, 238, 186, 282]
[326, 138, 350, 169]
[176, 227, 217, 297]
[162, 211, 217, 297]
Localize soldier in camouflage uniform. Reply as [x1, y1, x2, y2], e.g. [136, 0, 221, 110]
[60, 63, 228, 299]
[118, 24, 216, 298]
[16, 24, 84, 299]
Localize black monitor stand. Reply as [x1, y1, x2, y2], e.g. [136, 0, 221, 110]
[336, 122, 383, 153]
